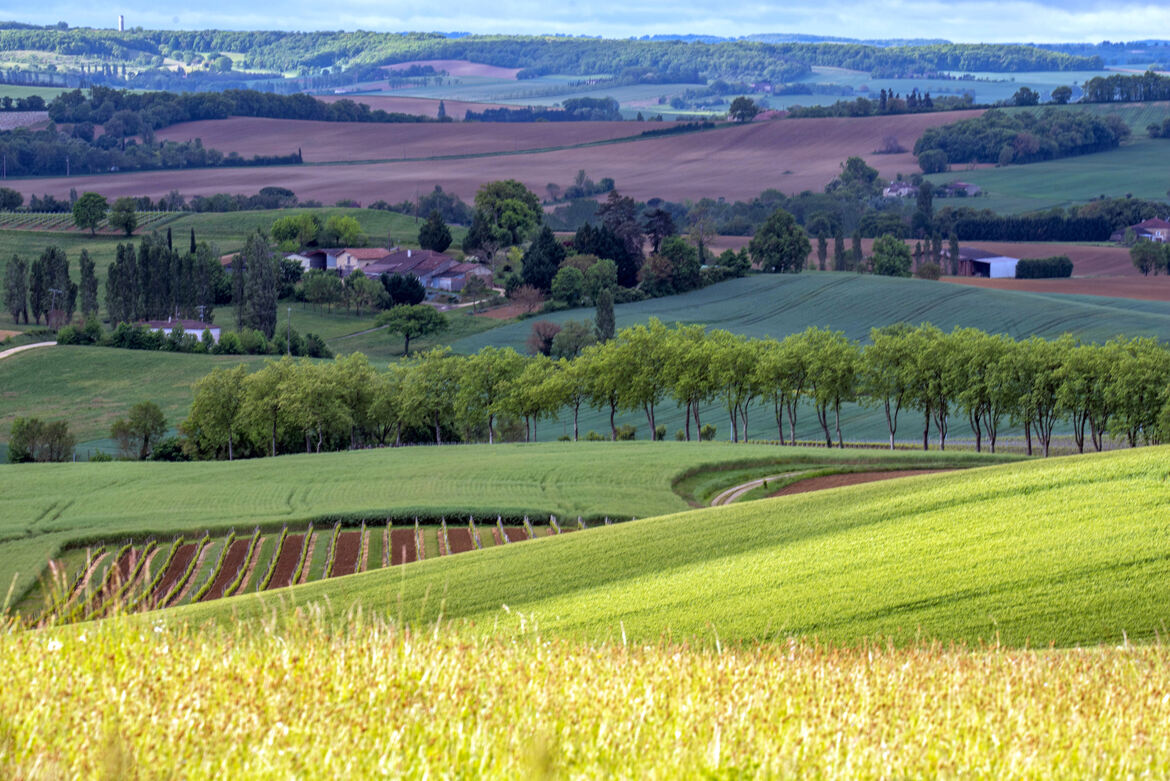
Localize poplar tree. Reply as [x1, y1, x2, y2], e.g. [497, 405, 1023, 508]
[3, 254, 28, 324]
[79, 250, 99, 319]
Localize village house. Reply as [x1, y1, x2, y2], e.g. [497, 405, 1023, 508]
[1110, 217, 1170, 244]
[141, 318, 221, 343]
[882, 180, 919, 198]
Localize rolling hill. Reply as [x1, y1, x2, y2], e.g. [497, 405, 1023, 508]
[174, 446, 1170, 648]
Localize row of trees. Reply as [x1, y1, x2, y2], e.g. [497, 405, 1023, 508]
[180, 320, 1170, 461]
[3, 246, 93, 326]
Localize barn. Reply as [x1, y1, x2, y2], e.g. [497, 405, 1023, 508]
[949, 247, 1020, 279]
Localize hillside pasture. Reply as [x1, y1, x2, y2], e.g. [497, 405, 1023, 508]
[7, 110, 984, 205]
[174, 446, 1170, 648]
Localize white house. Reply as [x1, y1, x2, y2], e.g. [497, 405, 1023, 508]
[142, 318, 221, 343]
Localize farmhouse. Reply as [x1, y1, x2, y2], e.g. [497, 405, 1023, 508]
[430, 262, 495, 292]
[141, 318, 220, 343]
[883, 181, 919, 198]
[944, 247, 1019, 278]
[1110, 217, 1170, 243]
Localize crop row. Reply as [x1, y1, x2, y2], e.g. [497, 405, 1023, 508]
[29, 516, 593, 622]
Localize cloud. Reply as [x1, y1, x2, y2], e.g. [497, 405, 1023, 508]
[16, 0, 1170, 42]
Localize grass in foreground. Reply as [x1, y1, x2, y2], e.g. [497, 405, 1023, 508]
[2, 612, 1167, 778]
[177, 447, 1170, 647]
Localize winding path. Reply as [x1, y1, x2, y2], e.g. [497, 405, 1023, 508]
[0, 341, 56, 361]
[710, 472, 808, 507]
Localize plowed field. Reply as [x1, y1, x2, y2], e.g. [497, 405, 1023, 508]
[329, 531, 362, 577]
[16, 111, 983, 206]
[200, 538, 252, 601]
[319, 95, 518, 119]
[388, 529, 417, 565]
[149, 543, 197, 606]
[447, 528, 476, 554]
[265, 534, 304, 590]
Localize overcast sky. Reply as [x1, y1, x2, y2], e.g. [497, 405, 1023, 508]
[10, 1, 1170, 43]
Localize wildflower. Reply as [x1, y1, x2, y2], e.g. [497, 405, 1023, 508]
[46, 639, 62, 652]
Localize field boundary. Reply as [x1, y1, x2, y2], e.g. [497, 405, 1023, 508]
[0, 342, 55, 361]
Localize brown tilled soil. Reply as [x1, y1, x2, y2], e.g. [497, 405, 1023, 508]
[199, 538, 252, 602]
[477, 303, 528, 320]
[265, 534, 305, 590]
[168, 542, 212, 606]
[155, 118, 641, 163]
[297, 534, 319, 585]
[319, 94, 515, 119]
[150, 543, 196, 606]
[24, 111, 983, 206]
[491, 525, 504, 545]
[503, 527, 530, 542]
[232, 539, 265, 594]
[329, 531, 362, 577]
[767, 470, 949, 498]
[0, 330, 20, 340]
[389, 529, 418, 565]
[447, 528, 476, 553]
[87, 548, 139, 612]
[383, 59, 521, 79]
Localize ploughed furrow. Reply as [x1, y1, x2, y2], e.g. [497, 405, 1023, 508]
[503, 527, 529, 543]
[329, 532, 362, 578]
[389, 529, 417, 565]
[265, 534, 305, 590]
[200, 539, 251, 602]
[447, 528, 476, 554]
[149, 544, 197, 608]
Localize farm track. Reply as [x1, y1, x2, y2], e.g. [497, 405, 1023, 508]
[329, 532, 362, 577]
[200, 539, 252, 601]
[265, 534, 305, 590]
[0, 342, 55, 362]
[359, 529, 370, 573]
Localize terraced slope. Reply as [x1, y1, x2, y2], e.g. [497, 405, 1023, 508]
[178, 447, 1170, 647]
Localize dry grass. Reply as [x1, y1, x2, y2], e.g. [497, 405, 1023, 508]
[1, 609, 1167, 778]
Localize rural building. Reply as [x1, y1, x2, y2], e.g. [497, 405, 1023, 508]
[361, 248, 456, 284]
[335, 248, 393, 275]
[883, 181, 919, 198]
[141, 318, 221, 343]
[944, 247, 1019, 278]
[285, 248, 342, 271]
[1110, 217, 1170, 243]
[430, 262, 495, 292]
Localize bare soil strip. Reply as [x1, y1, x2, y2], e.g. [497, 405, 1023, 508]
[232, 538, 265, 595]
[766, 470, 951, 498]
[491, 525, 504, 545]
[329, 531, 362, 578]
[200, 538, 252, 602]
[169, 542, 213, 606]
[503, 527, 529, 543]
[150, 543, 196, 607]
[67, 551, 110, 611]
[265, 534, 305, 591]
[297, 534, 318, 585]
[359, 528, 370, 573]
[447, 528, 475, 553]
[389, 529, 417, 565]
[86, 548, 138, 613]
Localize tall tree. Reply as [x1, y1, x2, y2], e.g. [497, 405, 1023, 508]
[3, 254, 27, 324]
[184, 365, 247, 460]
[594, 287, 615, 343]
[109, 196, 138, 237]
[376, 304, 448, 355]
[239, 231, 278, 337]
[111, 400, 167, 460]
[28, 255, 47, 325]
[79, 249, 98, 319]
[521, 226, 566, 291]
[642, 208, 676, 254]
[71, 191, 108, 236]
[749, 208, 810, 273]
[418, 210, 452, 253]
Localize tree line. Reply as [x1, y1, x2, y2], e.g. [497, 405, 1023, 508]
[179, 320, 1170, 461]
[914, 107, 1130, 169]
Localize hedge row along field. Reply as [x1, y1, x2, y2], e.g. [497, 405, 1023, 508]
[20, 517, 592, 621]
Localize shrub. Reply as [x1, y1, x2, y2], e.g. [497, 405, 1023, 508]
[675, 429, 686, 441]
[700, 424, 718, 441]
[654, 424, 667, 441]
[585, 431, 606, 441]
[616, 424, 637, 441]
[1016, 256, 1073, 279]
[915, 262, 942, 280]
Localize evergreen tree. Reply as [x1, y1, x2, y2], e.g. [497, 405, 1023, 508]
[521, 226, 566, 292]
[594, 287, 615, 343]
[28, 256, 47, 325]
[437, 100, 447, 120]
[190, 228, 197, 255]
[79, 250, 99, 319]
[816, 233, 828, 271]
[240, 231, 278, 337]
[851, 230, 862, 271]
[3, 254, 27, 324]
[167, 226, 173, 252]
[418, 210, 452, 252]
[833, 230, 847, 272]
[41, 246, 74, 324]
[948, 233, 961, 276]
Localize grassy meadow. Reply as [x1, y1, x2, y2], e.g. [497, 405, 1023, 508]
[2, 614, 1167, 779]
[170, 446, 1170, 648]
[0, 442, 1004, 606]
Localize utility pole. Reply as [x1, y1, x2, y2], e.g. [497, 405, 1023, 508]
[287, 306, 291, 356]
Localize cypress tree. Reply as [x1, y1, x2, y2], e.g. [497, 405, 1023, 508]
[28, 256, 47, 325]
[833, 230, 846, 272]
[851, 231, 862, 271]
[79, 250, 99, 319]
[594, 287, 615, 343]
[3, 254, 28, 324]
[190, 228, 197, 255]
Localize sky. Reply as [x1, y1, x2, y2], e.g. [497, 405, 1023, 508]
[7, 1, 1170, 43]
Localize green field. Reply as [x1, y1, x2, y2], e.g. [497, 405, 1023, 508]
[927, 102, 1170, 213]
[0, 441, 1002, 605]
[170, 446, 1170, 648]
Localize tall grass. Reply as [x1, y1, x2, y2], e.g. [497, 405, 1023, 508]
[2, 610, 1167, 778]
